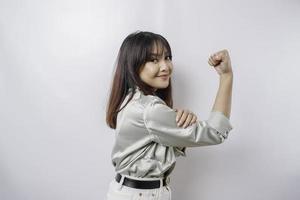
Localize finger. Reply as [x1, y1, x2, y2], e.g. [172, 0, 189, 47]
[176, 109, 183, 122]
[211, 54, 221, 64]
[208, 59, 214, 66]
[208, 57, 217, 66]
[176, 109, 184, 122]
[189, 115, 197, 126]
[208, 57, 215, 65]
[177, 110, 189, 126]
[211, 56, 222, 66]
[183, 113, 194, 128]
[187, 114, 196, 127]
[213, 53, 221, 61]
[215, 50, 228, 61]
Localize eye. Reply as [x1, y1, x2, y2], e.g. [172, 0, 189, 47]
[165, 56, 172, 61]
[151, 58, 158, 63]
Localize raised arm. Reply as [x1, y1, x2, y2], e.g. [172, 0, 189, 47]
[143, 49, 234, 148]
[212, 74, 233, 119]
[208, 49, 233, 119]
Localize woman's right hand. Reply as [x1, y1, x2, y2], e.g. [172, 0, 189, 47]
[208, 49, 233, 76]
[174, 108, 198, 129]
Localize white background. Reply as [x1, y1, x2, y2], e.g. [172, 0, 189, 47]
[0, 0, 299, 200]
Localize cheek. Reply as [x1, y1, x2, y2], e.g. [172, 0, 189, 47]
[145, 66, 159, 78]
[169, 66, 173, 74]
[150, 68, 159, 77]
[140, 63, 164, 79]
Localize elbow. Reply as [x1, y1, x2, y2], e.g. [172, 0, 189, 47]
[205, 128, 229, 145]
[215, 130, 229, 144]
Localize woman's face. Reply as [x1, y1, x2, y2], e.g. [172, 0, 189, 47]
[138, 45, 173, 91]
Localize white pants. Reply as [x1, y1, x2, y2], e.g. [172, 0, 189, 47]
[106, 174, 172, 200]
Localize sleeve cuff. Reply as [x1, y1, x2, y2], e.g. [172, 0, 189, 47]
[174, 147, 187, 157]
[207, 111, 233, 135]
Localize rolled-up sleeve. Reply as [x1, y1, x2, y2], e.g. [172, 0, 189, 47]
[143, 98, 233, 148]
[174, 146, 187, 157]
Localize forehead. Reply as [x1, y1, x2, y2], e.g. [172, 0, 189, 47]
[150, 41, 168, 56]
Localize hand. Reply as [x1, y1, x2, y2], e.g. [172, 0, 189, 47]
[208, 49, 233, 76]
[174, 108, 198, 128]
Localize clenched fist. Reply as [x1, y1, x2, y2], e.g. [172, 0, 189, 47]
[208, 49, 233, 76]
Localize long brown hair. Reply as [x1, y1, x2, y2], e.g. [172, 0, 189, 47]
[106, 31, 174, 129]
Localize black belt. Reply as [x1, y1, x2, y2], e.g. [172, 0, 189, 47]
[115, 173, 168, 189]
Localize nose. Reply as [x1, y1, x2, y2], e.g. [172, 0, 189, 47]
[159, 60, 170, 71]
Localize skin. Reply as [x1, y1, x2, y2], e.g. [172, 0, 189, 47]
[138, 44, 197, 128]
[138, 47, 173, 91]
[208, 49, 233, 119]
[139, 45, 233, 128]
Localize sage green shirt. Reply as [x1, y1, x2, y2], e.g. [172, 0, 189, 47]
[111, 87, 233, 178]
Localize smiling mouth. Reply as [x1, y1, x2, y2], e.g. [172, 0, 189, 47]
[157, 75, 169, 80]
[157, 74, 169, 77]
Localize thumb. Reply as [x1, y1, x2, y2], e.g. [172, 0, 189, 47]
[214, 54, 221, 60]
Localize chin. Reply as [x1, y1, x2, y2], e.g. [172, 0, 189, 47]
[157, 84, 169, 89]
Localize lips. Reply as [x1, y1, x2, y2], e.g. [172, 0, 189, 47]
[157, 75, 169, 80]
[157, 74, 169, 77]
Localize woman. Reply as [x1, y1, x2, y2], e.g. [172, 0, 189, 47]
[105, 31, 234, 199]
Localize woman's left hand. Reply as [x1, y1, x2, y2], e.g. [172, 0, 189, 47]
[208, 49, 233, 76]
[174, 108, 198, 128]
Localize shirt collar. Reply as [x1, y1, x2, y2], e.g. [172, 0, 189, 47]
[128, 86, 141, 92]
[128, 87, 142, 99]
